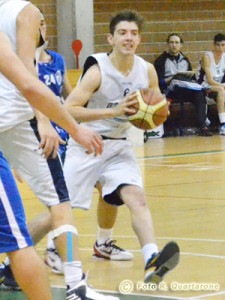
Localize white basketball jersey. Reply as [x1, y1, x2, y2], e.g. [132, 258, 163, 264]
[196, 51, 225, 86]
[85, 53, 149, 138]
[0, 0, 34, 132]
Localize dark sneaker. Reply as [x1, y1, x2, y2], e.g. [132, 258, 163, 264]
[144, 241, 180, 283]
[66, 279, 119, 300]
[0, 264, 20, 291]
[198, 127, 213, 136]
[93, 239, 133, 261]
[44, 247, 63, 274]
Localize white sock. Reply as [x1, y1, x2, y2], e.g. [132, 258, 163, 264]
[4, 257, 10, 266]
[63, 261, 83, 289]
[219, 113, 225, 124]
[142, 243, 159, 264]
[47, 232, 55, 249]
[97, 226, 113, 245]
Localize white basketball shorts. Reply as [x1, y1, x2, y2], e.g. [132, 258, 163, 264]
[64, 138, 143, 209]
[0, 119, 70, 207]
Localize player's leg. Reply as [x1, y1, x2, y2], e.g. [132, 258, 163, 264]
[93, 184, 133, 260]
[0, 122, 119, 299]
[0, 151, 52, 299]
[119, 184, 180, 283]
[0, 123, 82, 287]
[61, 140, 119, 299]
[45, 145, 96, 274]
[96, 182, 118, 230]
[101, 140, 180, 283]
[186, 89, 213, 136]
[209, 86, 225, 134]
[9, 247, 52, 300]
[119, 185, 155, 246]
[28, 211, 52, 244]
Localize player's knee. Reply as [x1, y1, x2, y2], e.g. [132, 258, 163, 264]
[133, 188, 147, 207]
[136, 196, 148, 208]
[215, 86, 224, 97]
[49, 225, 78, 240]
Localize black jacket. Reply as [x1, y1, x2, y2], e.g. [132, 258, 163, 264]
[154, 51, 192, 93]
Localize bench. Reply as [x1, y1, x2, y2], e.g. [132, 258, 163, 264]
[165, 99, 219, 136]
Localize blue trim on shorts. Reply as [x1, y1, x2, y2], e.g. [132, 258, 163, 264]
[0, 151, 33, 253]
[29, 118, 70, 203]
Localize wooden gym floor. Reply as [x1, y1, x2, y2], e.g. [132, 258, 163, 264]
[0, 135, 225, 300]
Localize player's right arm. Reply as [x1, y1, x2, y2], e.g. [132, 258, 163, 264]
[201, 54, 225, 88]
[0, 32, 103, 156]
[65, 64, 137, 122]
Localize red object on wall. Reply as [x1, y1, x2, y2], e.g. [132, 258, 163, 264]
[72, 40, 83, 69]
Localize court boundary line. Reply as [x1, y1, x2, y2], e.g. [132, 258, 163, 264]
[51, 285, 188, 299]
[190, 290, 225, 299]
[48, 233, 225, 243]
[137, 149, 225, 161]
[38, 246, 225, 260]
[51, 284, 225, 299]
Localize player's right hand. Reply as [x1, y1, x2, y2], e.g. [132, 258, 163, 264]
[70, 124, 103, 156]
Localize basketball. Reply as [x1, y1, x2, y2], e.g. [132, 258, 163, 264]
[127, 88, 169, 130]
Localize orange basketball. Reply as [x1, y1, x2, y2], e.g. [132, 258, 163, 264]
[127, 88, 169, 130]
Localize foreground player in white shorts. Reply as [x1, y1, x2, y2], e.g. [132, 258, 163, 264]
[0, 30, 87, 300]
[64, 9, 180, 284]
[0, 2, 119, 300]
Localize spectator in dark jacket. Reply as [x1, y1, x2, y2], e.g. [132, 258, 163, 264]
[154, 33, 212, 136]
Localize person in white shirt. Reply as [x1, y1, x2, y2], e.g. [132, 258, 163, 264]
[64, 9, 180, 284]
[0, 2, 117, 300]
[196, 33, 225, 134]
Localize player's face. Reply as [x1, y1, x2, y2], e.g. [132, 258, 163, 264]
[214, 41, 225, 53]
[108, 21, 141, 56]
[168, 35, 182, 55]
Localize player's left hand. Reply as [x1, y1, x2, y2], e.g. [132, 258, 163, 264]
[114, 91, 138, 116]
[37, 119, 66, 159]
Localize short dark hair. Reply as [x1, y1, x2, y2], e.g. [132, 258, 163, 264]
[166, 33, 184, 44]
[109, 9, 144, 35]
[214, 33, 225, 44]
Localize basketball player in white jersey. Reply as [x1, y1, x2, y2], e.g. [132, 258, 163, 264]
[0, 30, 55, 300]
[196, 33, 225, 134]
[64, 9, 180, 284]
[0, 2, 118, 300]
[0, 30, 103, 300]
[0, 29, 104, 300]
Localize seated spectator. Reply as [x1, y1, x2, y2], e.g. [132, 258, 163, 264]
[154, 33, 212, 136]
[195, 33, 225, 135]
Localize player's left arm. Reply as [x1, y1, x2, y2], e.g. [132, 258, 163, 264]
[147, 62, 162, 92]
[147, 62, 170, 113]
[17, 4, 64, 158]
